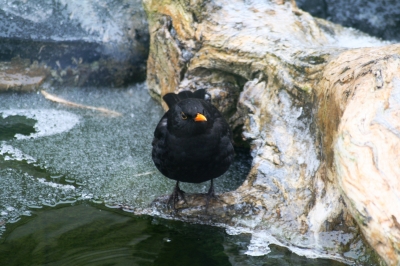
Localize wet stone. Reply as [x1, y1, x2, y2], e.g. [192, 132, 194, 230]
[0, 60, 48, 92]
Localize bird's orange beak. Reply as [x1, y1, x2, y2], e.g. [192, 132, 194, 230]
[194, 113, 207, 122]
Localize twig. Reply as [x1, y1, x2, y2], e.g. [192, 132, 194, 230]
[41, 90, 122, 117]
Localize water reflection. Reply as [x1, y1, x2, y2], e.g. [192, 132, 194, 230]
[0, 203, 345, 266]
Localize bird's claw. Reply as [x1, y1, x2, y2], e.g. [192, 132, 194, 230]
[205, 180, 226, 212]
[167, 182, 187, 211]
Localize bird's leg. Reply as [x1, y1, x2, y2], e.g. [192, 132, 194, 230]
[167, 181, 187, 210]
[205, 179, 218, 211]
[205, 179, 227, 212]
[207, 179, 216, 197]
[176, 182, 187, 203]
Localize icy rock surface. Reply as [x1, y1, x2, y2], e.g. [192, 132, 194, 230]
[0, 0, 147, 46]
[0, 0, 149, 86]
[296, 0, 400, 42]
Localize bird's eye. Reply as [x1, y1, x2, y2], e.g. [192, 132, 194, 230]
[181, 112, 187, 120]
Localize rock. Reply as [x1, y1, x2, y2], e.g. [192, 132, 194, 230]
[0, 59, 48, 92]
[318, 44, 400, 266]
[144, 0, 396, 264]
[0, 0, 149, 88]
[296, 0, 400, 42]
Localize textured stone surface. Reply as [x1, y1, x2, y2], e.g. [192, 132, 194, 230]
[296, 0, 400, 42]
[318, 44, 400, 266]
[0, 0, 149, 88]
[0, 59, 48, 91]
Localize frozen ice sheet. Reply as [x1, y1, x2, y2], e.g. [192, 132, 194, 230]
[0, 84, 250, 237]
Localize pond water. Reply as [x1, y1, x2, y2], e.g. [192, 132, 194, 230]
[0, 84, 345, 265]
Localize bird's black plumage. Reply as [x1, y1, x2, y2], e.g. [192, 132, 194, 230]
[152, 89, 234, 209]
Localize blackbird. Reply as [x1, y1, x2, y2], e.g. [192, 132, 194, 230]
[152, 89, 234, 209]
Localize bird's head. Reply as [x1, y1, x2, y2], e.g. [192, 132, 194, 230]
[168, 98, 212, 137]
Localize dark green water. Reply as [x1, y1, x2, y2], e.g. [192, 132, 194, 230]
[0, 203, 345, 266]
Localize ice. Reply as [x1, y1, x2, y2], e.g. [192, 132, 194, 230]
[37, 178, 75, 190]
[297, 0, 400, 42]
[0, 109, 80, 140]
[58, 0, 123, 43]
[222, 227, 352, 264]
[0, 83, 250, 238]
[328, 27, 391, 48]
[0, 0, 145, 44]
[0, 144, 36, 163]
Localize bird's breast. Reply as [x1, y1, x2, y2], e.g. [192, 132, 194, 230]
[168, 134, 218, 160]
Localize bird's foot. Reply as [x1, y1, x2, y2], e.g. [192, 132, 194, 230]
[167, 182, 187, 211]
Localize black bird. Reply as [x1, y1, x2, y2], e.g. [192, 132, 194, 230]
[152, 89, 234, 209]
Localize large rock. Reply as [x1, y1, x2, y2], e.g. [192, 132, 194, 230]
[143, 0, 398, 264]
[0, 0, 149, 89]
[318, 44, 400, 266]
[296, 0, 400, 42]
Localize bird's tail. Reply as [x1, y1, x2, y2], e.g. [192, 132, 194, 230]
[163, 89, 210, 108]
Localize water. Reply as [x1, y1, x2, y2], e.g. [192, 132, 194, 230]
[0, 85, 344, 265]
[0, 203, 345, 266]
